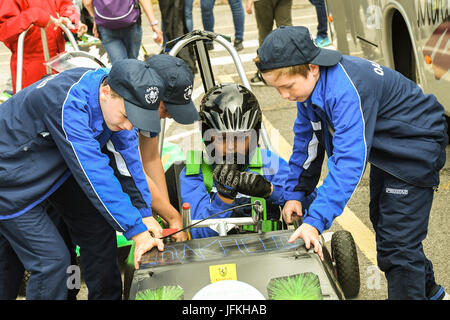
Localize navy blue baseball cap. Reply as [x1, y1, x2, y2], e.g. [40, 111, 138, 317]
[145, 54, 199, 124]
[108, 59, 164, 133]
[256, 26, 342, 72]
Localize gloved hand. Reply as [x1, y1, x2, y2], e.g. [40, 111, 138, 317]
[213, 164, 241, 200]
[237, 171, 272, 198]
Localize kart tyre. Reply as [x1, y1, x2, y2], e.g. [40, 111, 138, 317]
[331, 230, 360, 298]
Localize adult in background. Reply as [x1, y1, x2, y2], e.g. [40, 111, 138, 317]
[83, 0, 163, 63]
[185, 0, 194, 32]
[201, 0, 245, 51]
[158, 0, 197, 74]
[309, 0, 330, 47]
[0, 0, 87, 93]
[245, 0, 292, 85]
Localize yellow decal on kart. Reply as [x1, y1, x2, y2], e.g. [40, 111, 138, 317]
[209, 264, 237, 283]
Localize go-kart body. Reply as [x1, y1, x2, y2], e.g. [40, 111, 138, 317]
[123, 158, 359, 300]
[126, 230, 344, 300]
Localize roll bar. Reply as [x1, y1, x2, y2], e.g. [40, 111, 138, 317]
[158, 30, 273, 155]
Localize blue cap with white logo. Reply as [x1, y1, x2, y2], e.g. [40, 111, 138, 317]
[256, 26, 342, 72]
[108, 59, 163, 133]
[146, 54, 199, 124]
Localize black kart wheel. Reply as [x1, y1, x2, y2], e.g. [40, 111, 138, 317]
[331, 230, 360, 298]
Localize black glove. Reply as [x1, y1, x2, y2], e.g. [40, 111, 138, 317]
[213, 164, 241, 200]
[237, 171, 272, 198]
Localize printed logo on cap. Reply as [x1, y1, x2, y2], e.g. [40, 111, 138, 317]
[145, 87, 159, 105]
[184, 85, 193, 101]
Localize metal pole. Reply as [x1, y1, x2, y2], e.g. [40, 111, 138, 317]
[158, 118, 166, 156]
[59, 24, 79, 51]
[40, 28, 52, 75]
[195, 41, 215, 91]
[16, 26, 32, 92]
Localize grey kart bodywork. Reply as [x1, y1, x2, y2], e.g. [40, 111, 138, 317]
[124, 230, 344, 300]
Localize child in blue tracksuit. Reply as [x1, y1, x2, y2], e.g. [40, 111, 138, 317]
[0, 58, 198, 299]
[179, 83, 316, 239]
[256, 26, 448, 300]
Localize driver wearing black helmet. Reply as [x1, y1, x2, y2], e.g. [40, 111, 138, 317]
[179, 83, 317, 239]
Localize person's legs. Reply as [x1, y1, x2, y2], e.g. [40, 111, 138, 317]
[254, 0, 275, 46]
[185, 0, 194, 32]
[228, 0, 245, 42]
[251, 0, 275, 85]
[309, 0, 329, 42]
[370, 165, 439, 300]
[49, 176, 122, 300]
[123, 22, 143, 60]
[200, 0, 216, 32]
[68, 211, 122, 300]
[0, 203, 70, 300]
[274, 0, 293, 28]
[97, 26, 129, 64]
[45, 201, 80, 300]
[0, 234, 24, 299]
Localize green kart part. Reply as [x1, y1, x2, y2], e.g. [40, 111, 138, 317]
[160, 141, 186, 171]
[267, 272, 323, 300]
[0, 91, 12, 103]
[136, 285, 184, 300]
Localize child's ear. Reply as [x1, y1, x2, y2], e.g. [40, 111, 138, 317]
[309, 64, 320, 76]
[99, 84, 111, 101]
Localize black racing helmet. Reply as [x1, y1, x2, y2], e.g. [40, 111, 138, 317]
[199, 83, 262, 166]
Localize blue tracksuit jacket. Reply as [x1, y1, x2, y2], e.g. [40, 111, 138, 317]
[0, 68, 153, 240]
[180, 149, 292, 239]
[286, 55, 448, 234]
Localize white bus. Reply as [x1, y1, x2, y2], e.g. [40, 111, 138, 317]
[325, 0, 449, 120]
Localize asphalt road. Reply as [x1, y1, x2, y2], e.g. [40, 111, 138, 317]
[1, 0, 448, 300]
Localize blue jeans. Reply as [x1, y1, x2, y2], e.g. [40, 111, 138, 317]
[0, 202, 70, 300]
[185, 0, 194, 32]
[309, 0, 328, 38]
[201, 0, 245, 40]
[97, 22, 143, 64]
